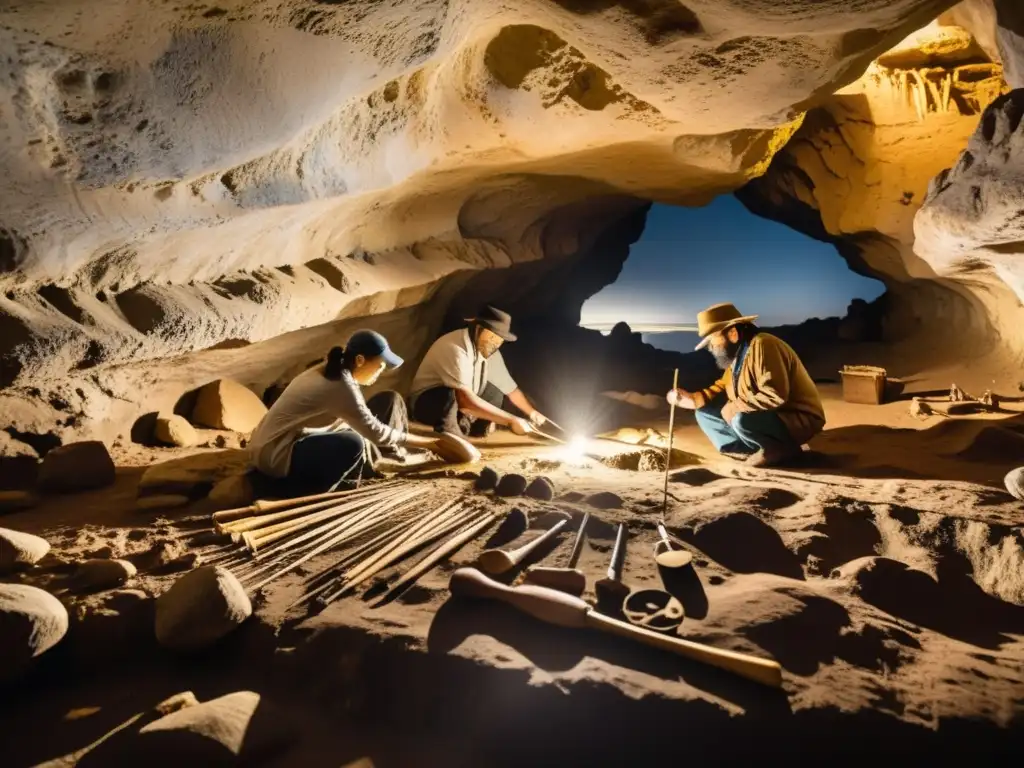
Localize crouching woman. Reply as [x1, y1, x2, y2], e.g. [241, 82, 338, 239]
[248, 329, 464, 497]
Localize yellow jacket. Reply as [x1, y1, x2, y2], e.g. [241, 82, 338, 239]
[694, 333, 825, 445]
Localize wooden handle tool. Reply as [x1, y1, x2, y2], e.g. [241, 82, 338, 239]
[476, 519, 569, 575]
[523, 512, 589, 595]
[449, 568, 783, 688]
[654, 522, 693, 570]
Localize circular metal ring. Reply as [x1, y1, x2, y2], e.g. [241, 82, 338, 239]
[622, 589, 684, 632]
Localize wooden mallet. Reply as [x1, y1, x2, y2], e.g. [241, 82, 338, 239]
[523, 512, 589, 596]
[449, 568, 783, 687]
[476, 518, 569, 575]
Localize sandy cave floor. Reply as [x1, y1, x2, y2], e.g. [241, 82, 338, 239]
[2, 384, 1024, 765]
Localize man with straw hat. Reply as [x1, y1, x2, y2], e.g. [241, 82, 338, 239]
[666, 302, 825, 467]
[409, 305, 551, 438]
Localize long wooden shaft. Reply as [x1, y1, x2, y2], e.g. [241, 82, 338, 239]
[338, 499, 466, 587]
[567, 512, 589, 569]
[211, 481, 399, 523]
[378, 513, 498, 603]
[245, 487, 417, 551]
[663, 367, 678, 518]
[324, 507, 486, 603]
[219, 484, 400, 534]
[245, 493, 426, 592]
[449, 568, 783, 688]
[249, 487, 423, 558]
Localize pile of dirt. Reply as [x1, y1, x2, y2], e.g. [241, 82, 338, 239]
[598, 447, 700, 472]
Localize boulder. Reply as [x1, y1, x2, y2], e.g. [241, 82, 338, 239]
[191, 380, 267, 433]
[0, 490, 38, 513]
[208, 474, 254, 508]
[0, 527, 51, 572]
[0, 583, 69, 681]
[584, 490, 624, 510]
[139, 450, 250, 496]
[155, 566, 252, 651]
[495, 473, 528, 497]
[525, 476, 555, 501]
[71, 559, 137, 592]
[154, 415, 199, 448]
[37, 441, 116, 493]
[1006, 466, 1024, 501]
[79, 691, 296, 767]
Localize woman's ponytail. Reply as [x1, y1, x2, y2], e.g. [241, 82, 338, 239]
[324, 345, 346, 380]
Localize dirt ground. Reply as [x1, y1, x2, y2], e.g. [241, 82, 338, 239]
[2, 384, 1023, 766]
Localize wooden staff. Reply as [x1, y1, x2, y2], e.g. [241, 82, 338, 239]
[217, 483, 401, 534]
[375, 512, 499, 604]
[242, 487, 419, 552]
[450, 568, 783, 688]
[322, 505, 483, 603]
[245, 492, 435, 592]
[663, 367, 679, 518]
[211, 480, 400, 524]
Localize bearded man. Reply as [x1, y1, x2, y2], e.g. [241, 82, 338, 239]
[408, 305, 550, 438]
[667, 303, 825, 467]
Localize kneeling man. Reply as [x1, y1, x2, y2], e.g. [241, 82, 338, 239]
[409, 305, 549, 437]
[668, 303, 825, 467]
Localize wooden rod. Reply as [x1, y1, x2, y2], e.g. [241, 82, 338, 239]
[211, 480, 399, 523]
[663, 367, 679, 518]
[219, 484, 402, 534]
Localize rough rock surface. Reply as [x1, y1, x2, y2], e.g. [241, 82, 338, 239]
[154, 566, 252, 651]
[190, 379, 267, 433]
[139, 450, 249, 496]
[71, 558, 137, 592]
[0, 1, 1008, 447]
[0, 527, 51, 572]
[78, 691, 296, 767]
[37, 441, 116, 493]
[0, 584, 69, 681]
[153, 415, 198, 448]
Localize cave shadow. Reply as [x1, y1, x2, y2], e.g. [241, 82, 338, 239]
[427, 594, 792, 710]
[129, 411, 159, 445]
[657, 562, 709, 620]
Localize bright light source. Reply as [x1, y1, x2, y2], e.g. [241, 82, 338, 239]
[554, 435, 590, 465]
[568, 435, 589, 456]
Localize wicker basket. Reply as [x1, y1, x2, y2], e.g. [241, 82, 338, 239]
[840, 365, 887, 405]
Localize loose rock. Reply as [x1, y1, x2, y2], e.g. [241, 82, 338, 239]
[79, 690, 296, 766]
[208, 473, 254, 508]
[155, 566, 252, 651]
[0, 527, 51, 572]
[37, 441, 116, 494]
[0, 490, 38, 513]
[524, 476, 555, 501]
[0, 583, 69, 681]
[584, 491, 624, 509]
[191, 379, 267, 433]
[474, 466, 500, 492]
[71, 559, 137, 592]
[154, 415, 198, 448]
[135, 494, 191, 512]
[1005, 466, 1024, 501]
[495, 473, 528, 497]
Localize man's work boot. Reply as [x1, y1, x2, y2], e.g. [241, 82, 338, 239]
[746, 445, 801, 468]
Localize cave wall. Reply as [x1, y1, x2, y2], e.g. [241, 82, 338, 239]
[9, 0, 1024, 453]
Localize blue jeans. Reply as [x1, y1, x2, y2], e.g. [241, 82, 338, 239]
[695, 400, 796, 455]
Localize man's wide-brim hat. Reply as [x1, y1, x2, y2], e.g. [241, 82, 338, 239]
[465, 305, 517, 342]
[694, 303, 758, 350]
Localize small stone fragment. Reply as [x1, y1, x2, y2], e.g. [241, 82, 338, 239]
[71, 558, 137, 591]
[38, 441, 116, 493]
[155, 691, 200, 716]
[474, 466, 500, 492]
[584, 490, 623, 509]
[191, 379, 267, 433]
[0, 490, 38, 513]
[155, 566, 252, 651]
[135, 494, 191, 512]
[524, 476, 555, 500]
[154, 415, 198, 448]
[0, 583, 69, 681]
[1005, 466, 1024, 501]
[0, 527, 51, 572]
[495, 473, 528, 497]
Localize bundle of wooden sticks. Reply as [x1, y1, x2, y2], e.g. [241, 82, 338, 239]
[203, 481, 500, 608]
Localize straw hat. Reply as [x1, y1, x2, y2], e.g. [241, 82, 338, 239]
[694, 303, 758, 350]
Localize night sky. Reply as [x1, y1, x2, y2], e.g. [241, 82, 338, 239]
[582, 196, 885, 353]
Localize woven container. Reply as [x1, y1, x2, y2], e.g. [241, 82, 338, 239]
[840, 365, 887, 405]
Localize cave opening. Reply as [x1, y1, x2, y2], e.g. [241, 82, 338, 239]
[580, 196, 886, 354]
